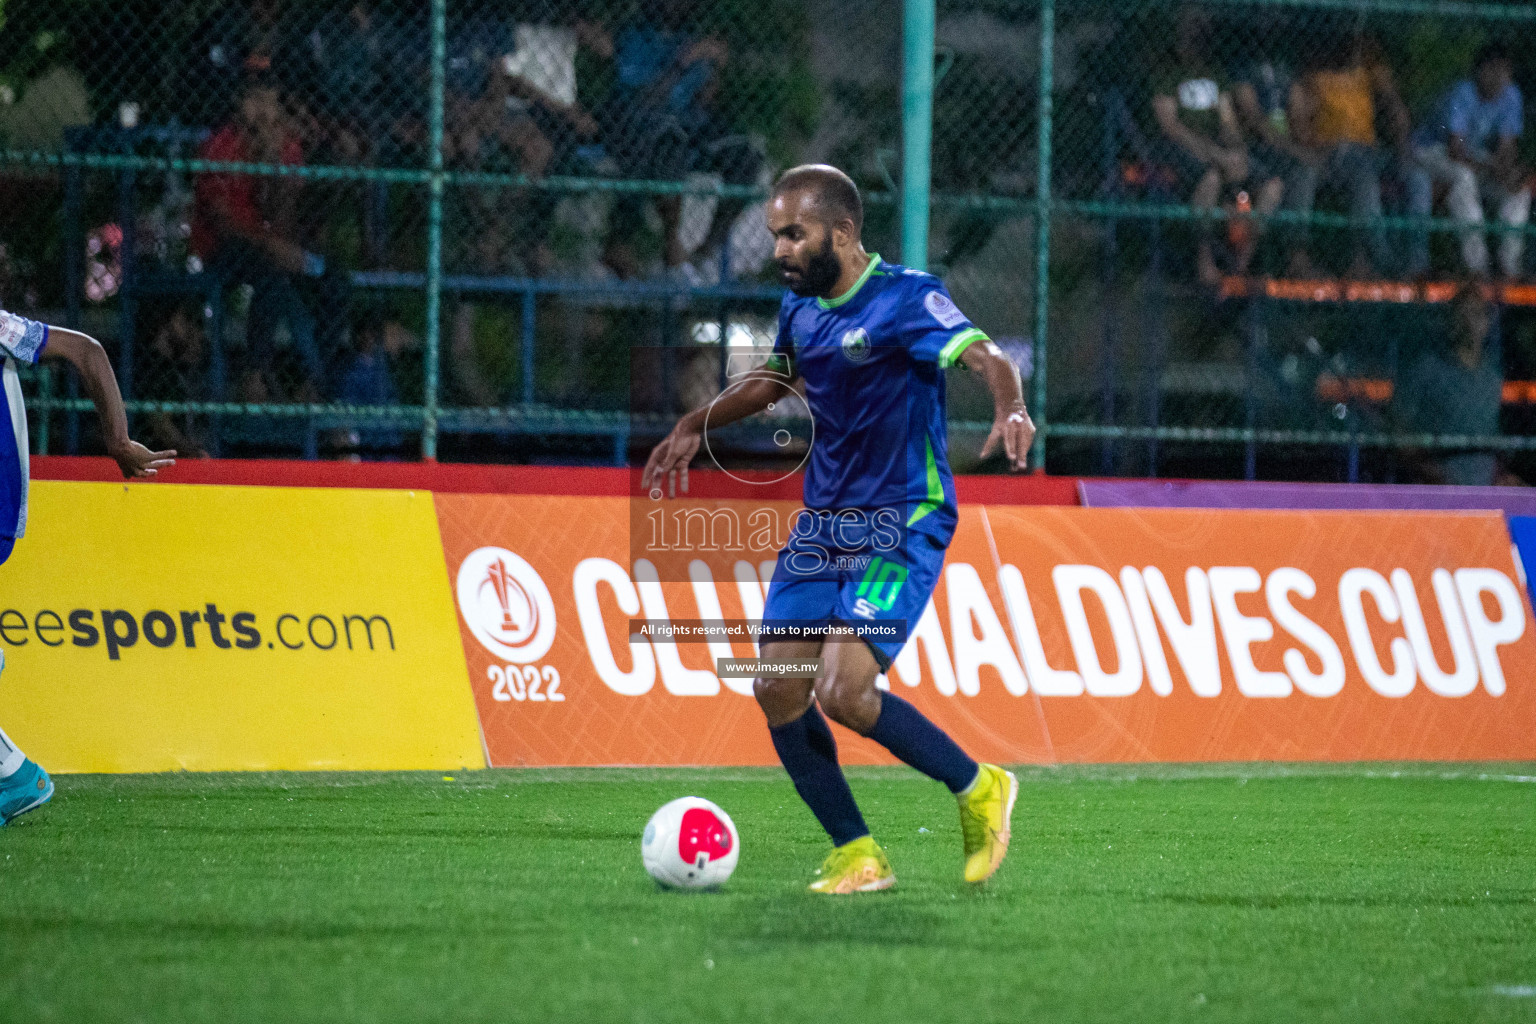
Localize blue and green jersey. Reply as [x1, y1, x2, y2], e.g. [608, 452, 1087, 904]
[768, 253, 987, 544]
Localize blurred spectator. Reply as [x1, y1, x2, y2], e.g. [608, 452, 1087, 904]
[302, 2, 417, 164]
[487, 19, 616, 270]
[0, 245, 29, 312]
[0, 64, 89, 154]
[1406, 43, 1530, 280]
[1394, 285, 1505, 486]
[1150, 7, 1281, 284]
[1231, 25, 1320, 276]
[448, 300, 507, 408]
[190, 69, 328, 399]
[332, 307, 411, 456]
[440, 14, 560, 277]
[439, 16, 610, 408]
[1289, 34, 1413, 278]
[497, 20, 612, 168]
[439, 17, 528, 405]
[446, 17, 616, 276]
[187, 0, 305, 127]
[299, 2, 425, 267]
[137, 305, 211, 458]
[601, 0, 762, 278]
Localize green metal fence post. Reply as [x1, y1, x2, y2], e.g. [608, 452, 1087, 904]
[901, 0, 935, 271]
[38, 363, 52, 455]
[422, 0, 446, 460]
[1030, 0, 1054, 470]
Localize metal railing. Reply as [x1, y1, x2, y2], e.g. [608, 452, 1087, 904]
[3, 0, 1534, 480]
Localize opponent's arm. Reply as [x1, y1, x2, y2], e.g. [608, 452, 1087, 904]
[40, 327, 176, 478]
[960, 340, 1034, 472]
[640, 371, 786, 497]
[1152, 94, 1220, 165]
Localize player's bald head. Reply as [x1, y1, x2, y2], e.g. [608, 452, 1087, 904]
[772, 164, 863, 235]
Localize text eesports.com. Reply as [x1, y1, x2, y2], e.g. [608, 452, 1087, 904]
[0, 604, 398, 660]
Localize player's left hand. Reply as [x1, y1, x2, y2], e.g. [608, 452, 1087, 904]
[109, 439, 177, 479]
[980, 403, 1034, 472]
[641, 421, 703, 498]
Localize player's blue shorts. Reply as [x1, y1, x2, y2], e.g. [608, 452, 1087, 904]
[760, 521, 949, 672]
[0, 535, 12, 566]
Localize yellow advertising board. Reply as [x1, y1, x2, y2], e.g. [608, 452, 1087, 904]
[0, 482, 485, 772]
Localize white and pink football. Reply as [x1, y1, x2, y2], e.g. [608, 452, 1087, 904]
[641, 797, 740, 889]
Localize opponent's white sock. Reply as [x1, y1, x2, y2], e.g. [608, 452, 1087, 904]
[0, 649, 22, 778]
[0, 724, 23, 779]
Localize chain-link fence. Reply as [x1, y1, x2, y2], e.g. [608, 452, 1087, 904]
[3, 0, 1535, 481]
[1, 0, 874, 461]
[1039, 0, 1536, 484]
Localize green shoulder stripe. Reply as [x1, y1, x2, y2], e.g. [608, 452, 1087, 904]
[938, 327, 988, 368]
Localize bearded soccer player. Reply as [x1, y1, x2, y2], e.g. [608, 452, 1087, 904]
[642, 165, 1036, 892]
[0, 311, 175, 824]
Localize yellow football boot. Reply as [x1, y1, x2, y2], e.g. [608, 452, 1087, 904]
[807, 835, 896, 894]
[958, 763, 1018, 883]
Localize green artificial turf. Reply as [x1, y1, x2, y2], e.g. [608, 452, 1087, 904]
[1, 765, 1533, 1023]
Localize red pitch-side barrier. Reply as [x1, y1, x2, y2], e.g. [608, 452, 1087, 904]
[30, 457, 1084, 505]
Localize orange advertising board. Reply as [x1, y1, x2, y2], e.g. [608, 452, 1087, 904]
[435, 494, 1536, 766]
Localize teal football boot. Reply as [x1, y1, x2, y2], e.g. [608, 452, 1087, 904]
[0, 757, 52, 825]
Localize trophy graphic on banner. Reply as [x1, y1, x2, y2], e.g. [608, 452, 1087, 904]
[481, 557, 537, 645]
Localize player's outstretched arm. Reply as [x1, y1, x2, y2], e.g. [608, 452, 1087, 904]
[641, 373, 784, 497]
[41, 326, 176, 479]
[961, 339, 1034, 472]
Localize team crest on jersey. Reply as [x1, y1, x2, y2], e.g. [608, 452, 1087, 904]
[841, 327, 871, 363]
[924, 290, 967, 329]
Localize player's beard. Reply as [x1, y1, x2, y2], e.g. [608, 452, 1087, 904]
[779, 235, 842, 298]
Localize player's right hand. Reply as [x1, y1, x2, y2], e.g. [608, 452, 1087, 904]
[110, 439, 177, 479]
[980, 403, 1034, 473]
[641, 421, 702, 498]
